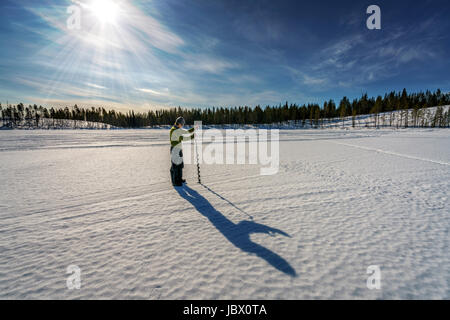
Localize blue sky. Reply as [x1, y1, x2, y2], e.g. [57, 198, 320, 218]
[0, 0, 449, 111]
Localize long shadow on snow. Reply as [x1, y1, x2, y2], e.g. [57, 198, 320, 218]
[175, 185, 296, 277]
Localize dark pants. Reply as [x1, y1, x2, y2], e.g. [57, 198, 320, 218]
[170, 148, 184, 186]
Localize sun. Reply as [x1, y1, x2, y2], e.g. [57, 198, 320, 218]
[90, 0, 120, 25]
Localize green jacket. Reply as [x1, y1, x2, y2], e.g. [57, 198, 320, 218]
[170, 126, 195, 149]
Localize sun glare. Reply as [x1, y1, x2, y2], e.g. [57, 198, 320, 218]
[90, 0, 120, 24]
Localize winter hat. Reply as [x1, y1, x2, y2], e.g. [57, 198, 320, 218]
[175, 117, 185, 126]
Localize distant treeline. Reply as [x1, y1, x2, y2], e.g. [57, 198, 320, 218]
[1, 89, 449, 128]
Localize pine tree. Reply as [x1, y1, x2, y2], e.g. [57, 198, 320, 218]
[339, 97, 349, 129]
[352, 109, 357, 128]
[314, 107, 320, 128]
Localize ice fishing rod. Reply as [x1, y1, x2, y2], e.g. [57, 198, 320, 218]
[195, 129, 201, 184]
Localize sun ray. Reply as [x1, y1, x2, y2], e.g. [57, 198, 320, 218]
[89, 0, 120, 25]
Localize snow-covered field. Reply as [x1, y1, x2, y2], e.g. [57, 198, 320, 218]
[0, 128, 449, 299]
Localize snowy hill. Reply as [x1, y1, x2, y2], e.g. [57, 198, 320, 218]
[1, 105, 448, 130]
[317, 105, 450, 130]
[0, 118, 114, 130]
[145, 105, 450, 130]
[219, 105, 450, 130]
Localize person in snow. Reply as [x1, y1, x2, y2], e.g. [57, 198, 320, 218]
[170, 117, 195, 186]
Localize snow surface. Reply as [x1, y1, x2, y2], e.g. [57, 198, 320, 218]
[0, 128, 449, 299]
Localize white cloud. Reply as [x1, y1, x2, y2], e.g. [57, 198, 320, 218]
[288, 23, 443, 91]
[85, 82, 106, 89]
[183, 55, 239, 74]
[136, 88, 169, 96]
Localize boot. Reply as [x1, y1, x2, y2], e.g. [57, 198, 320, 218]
[170, 167, 175, 185]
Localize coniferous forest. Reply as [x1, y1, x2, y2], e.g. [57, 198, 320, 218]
[1, 89, 449, 129]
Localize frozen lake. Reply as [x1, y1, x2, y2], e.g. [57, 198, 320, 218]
[0, 129, 449, 299]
